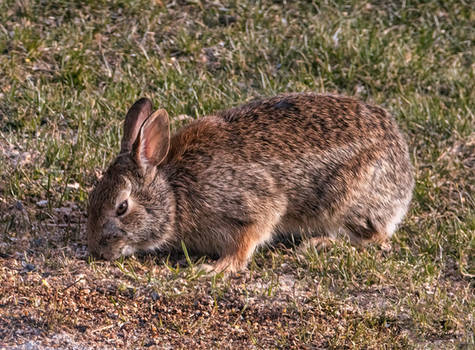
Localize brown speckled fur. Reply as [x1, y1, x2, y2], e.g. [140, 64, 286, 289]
[87, 93, 414, 273]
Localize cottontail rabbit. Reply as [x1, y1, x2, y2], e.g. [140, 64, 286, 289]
[87, 93, 414, 273]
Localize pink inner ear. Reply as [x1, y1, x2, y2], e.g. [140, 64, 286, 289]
[135, 109, 170, 168]
[144, 126, 161, 161]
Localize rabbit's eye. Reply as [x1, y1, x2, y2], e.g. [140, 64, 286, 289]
[116, 200, 128, 216]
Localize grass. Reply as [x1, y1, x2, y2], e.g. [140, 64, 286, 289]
[0, 0, 473, 348]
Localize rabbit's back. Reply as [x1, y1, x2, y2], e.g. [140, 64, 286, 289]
[164, 93, 413, 252]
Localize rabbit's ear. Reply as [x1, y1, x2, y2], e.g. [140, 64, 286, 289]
[132, 109, 170, 171]
[120, 98, 153, 154]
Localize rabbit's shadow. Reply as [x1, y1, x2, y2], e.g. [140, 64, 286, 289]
[135, 233, 304, 269]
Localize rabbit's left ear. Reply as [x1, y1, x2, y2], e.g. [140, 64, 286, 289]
[121, 98, 153, 154]
[132, 109, 170, 172]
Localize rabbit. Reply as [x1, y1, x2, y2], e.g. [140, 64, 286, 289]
[87, 93, 414, 273]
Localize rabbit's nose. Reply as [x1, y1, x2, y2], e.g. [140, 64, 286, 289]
[101, 222, 120, 240]
[103, 221, 115, 232]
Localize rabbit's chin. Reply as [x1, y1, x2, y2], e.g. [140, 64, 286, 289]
[121, 245, 136, 256]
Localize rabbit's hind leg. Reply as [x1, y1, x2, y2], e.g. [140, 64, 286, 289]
[343, 212, 393, 252]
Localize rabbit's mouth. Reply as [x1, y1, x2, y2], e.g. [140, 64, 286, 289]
[99, 243, 136, 261]
[95, 239, 128, 260]
[100, 248, 121, 261]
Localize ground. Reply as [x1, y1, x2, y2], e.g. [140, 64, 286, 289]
[0, 0, 473, 349]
